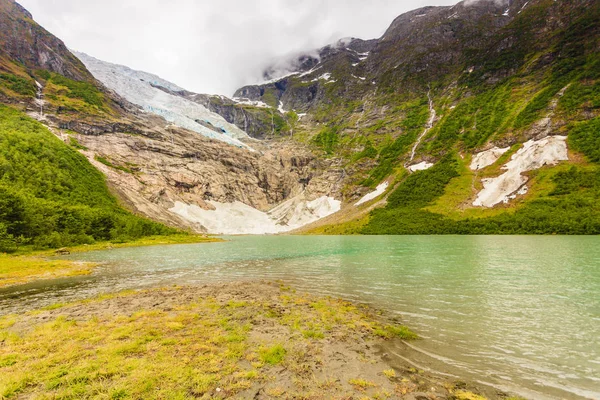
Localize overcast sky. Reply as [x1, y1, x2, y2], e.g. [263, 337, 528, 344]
[19, 0, 458, 96]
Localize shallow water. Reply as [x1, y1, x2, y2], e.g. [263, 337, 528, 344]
[1, 236, 599, 399]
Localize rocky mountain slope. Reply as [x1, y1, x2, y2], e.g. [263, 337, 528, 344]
[0, 0, 345, 237]
[1, 0, 599, 237]
[233, 0, 600, 234]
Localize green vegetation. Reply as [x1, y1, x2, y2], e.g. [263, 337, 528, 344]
[0, 255, 94, 288]
[374, 325, 419, 340]
[312, 126, 339, 155]
[36, 70, 105, 107]
[259, 344, 286, 365]
[0, 105, 178, 252]
[0, 283, 420, 399]
[68, 136, 88, 150]
[361, 156, 600, 235]
[0, 73, 36, 97]
[362, 100, 429, 186]
[568, 118, 600, 162]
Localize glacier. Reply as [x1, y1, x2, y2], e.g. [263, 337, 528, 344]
[170, 194, 341, 235]
[74, 52, 252, 150]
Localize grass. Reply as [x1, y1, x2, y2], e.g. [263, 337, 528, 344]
[0, 283, 420, 399]
[348, 378, 377, 391]
[374, 325, 420, 340]
[0, 256, 94, 288]
[383, 369, 396, 379]
[259, 344, 287, 365]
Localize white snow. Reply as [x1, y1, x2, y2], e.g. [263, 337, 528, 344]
[311, 73, 336, 84]
[299, 66, 322, 78]
[232, 97, 270, 108]
[408, 162, 434, 172]
[75, 52, 252, 150]
[278, 101, 287, 114]
[351, 75, 366, 81]
[473, 136, 568, 208]
[169, 195, 341, 235]
[355, 182, 389, 206]
[518, 1, 529, 14]
[269, 195, 341, 229]
[470, 146, 510, 170]
[502, 8, 510, 16]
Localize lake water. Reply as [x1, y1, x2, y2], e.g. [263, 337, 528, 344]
[1, 236, 599, 399]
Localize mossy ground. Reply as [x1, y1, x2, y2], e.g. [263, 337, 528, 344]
[0, 282, 433, 400]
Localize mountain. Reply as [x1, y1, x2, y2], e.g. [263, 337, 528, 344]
[0, 0, 599, 240]
[74, 52, 252, 149]
[0, 0, 345, 240]
[232, 0, 600, 234]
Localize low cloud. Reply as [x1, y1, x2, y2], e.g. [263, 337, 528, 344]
[19, 0, 458, 96]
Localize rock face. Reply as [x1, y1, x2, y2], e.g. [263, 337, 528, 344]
[0, 0, 93, 81]
[62, 116, 345, 233]
[233, 38, 377, 112]
[188, 93, 283, 140]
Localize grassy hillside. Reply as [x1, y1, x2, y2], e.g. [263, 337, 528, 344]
[360, 156, 600, 235]
[0, 105, 178, 252]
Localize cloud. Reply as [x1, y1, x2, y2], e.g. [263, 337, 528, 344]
[18, 0, 458, 96]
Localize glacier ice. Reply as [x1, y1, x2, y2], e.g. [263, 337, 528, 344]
[169, 194, 341, 235]
[74, 51, 252, 150]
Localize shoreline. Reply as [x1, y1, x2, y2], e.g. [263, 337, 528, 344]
[0, 281, 519, 400]
[0, 234, 220, 289]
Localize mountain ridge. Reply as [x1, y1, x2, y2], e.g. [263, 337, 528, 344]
[0, 0, 599, 238]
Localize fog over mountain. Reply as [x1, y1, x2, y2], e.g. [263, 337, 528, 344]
[18, 0, 459, 95]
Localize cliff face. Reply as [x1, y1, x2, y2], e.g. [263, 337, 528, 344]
[0, 0, 92, 81]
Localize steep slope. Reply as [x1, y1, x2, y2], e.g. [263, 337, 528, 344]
[0, 0, 346, 237]
[0, 0, 91, 81]
[75, 52, 251, 149]
[235, 0, 600, 235]
[0, 105, 177, 252]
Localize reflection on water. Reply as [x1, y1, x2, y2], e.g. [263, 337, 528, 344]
[1, 236, 599, 399]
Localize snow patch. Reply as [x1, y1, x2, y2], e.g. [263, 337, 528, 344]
[75, 52, 252, 150]
[518, 1, 529, 14]
[278, 101, 287, 114]
[473, 136, 568, 208]
[470, 147, 510, 170]
[232, 97, 270, 108]
[355, 182, 389, 206]
[269, 195, 341, 229]
[299, 66, 322, 78]
[258, 71, 300, 86]
[408, 162, 434, 172]
[170, 195, 341, 235]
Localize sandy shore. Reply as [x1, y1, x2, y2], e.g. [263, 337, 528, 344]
[0, 281, 516, 399]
